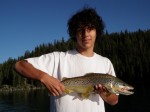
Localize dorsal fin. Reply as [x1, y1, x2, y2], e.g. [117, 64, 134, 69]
[62, 77, 68, 81]
[84, 73, 94, 76]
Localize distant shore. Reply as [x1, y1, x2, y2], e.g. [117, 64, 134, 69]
[0, 84, 45, 92]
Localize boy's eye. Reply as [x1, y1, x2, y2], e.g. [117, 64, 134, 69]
[77, 28, 83, 33]
[77, 27, 93, 33]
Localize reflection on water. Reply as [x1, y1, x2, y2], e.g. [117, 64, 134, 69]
[0, 82, 149, 112]
[0, 89, 50, 112]
[105, 82, 150, 112]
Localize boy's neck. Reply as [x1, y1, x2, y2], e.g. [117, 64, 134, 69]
[76, 48, 94, 57]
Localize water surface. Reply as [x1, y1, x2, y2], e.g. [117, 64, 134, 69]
[0, 82, 149, 112]
[0, 89, 49, 112]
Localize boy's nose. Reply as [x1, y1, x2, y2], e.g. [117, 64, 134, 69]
[81, 29, 89, 38]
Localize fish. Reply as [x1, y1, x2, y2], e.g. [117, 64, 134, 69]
[61, 73, 134, 99]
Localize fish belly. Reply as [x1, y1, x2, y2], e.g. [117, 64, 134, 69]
[64, 85, 94, 99]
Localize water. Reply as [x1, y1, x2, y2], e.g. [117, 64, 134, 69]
[0, 82, 150, 112]
[0, 89, 50, 112]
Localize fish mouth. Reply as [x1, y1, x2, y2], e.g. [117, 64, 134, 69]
[119, 86, 134, 95]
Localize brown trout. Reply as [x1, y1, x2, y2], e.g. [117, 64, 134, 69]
[61, 73, 134, 99]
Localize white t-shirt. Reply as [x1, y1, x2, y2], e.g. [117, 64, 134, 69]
[26, 50, 116, 112]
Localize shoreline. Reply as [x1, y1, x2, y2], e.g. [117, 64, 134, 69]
[0, 84, 45, 92]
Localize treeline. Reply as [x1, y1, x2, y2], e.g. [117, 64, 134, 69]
[0, 29, 149, 88]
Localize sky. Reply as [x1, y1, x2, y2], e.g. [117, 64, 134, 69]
[0, 0, 150, 63]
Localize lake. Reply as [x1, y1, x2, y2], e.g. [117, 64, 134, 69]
[0, 82, 150, 112]
[0, 89, 50, 112]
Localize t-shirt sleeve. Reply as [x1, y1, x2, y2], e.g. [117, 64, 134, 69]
[25, 53, 55, 75]
[105, 58, 116, 77]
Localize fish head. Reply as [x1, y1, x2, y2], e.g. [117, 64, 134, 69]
[111, 80, 134, 95]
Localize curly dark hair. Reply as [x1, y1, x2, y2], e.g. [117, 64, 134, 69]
[67, 7, 105, 41]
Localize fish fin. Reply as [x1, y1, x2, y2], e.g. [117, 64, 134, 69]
[84, 73, 94, 76]
[81, 93, 90, 99]
[64, 88, 74, 94]
[80, 86, 94, 99]
[62, 77, 68, 81]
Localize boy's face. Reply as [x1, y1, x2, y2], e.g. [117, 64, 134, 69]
[76, 27, 96, 51]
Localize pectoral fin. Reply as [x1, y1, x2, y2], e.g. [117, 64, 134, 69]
[80, 86, 94, 99]
[63, 86, 94, 99]
[64, 88, 74, 94]
[81, 93, 90, 99]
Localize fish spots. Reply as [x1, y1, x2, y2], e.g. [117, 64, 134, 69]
[61, 73, 134, 97]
